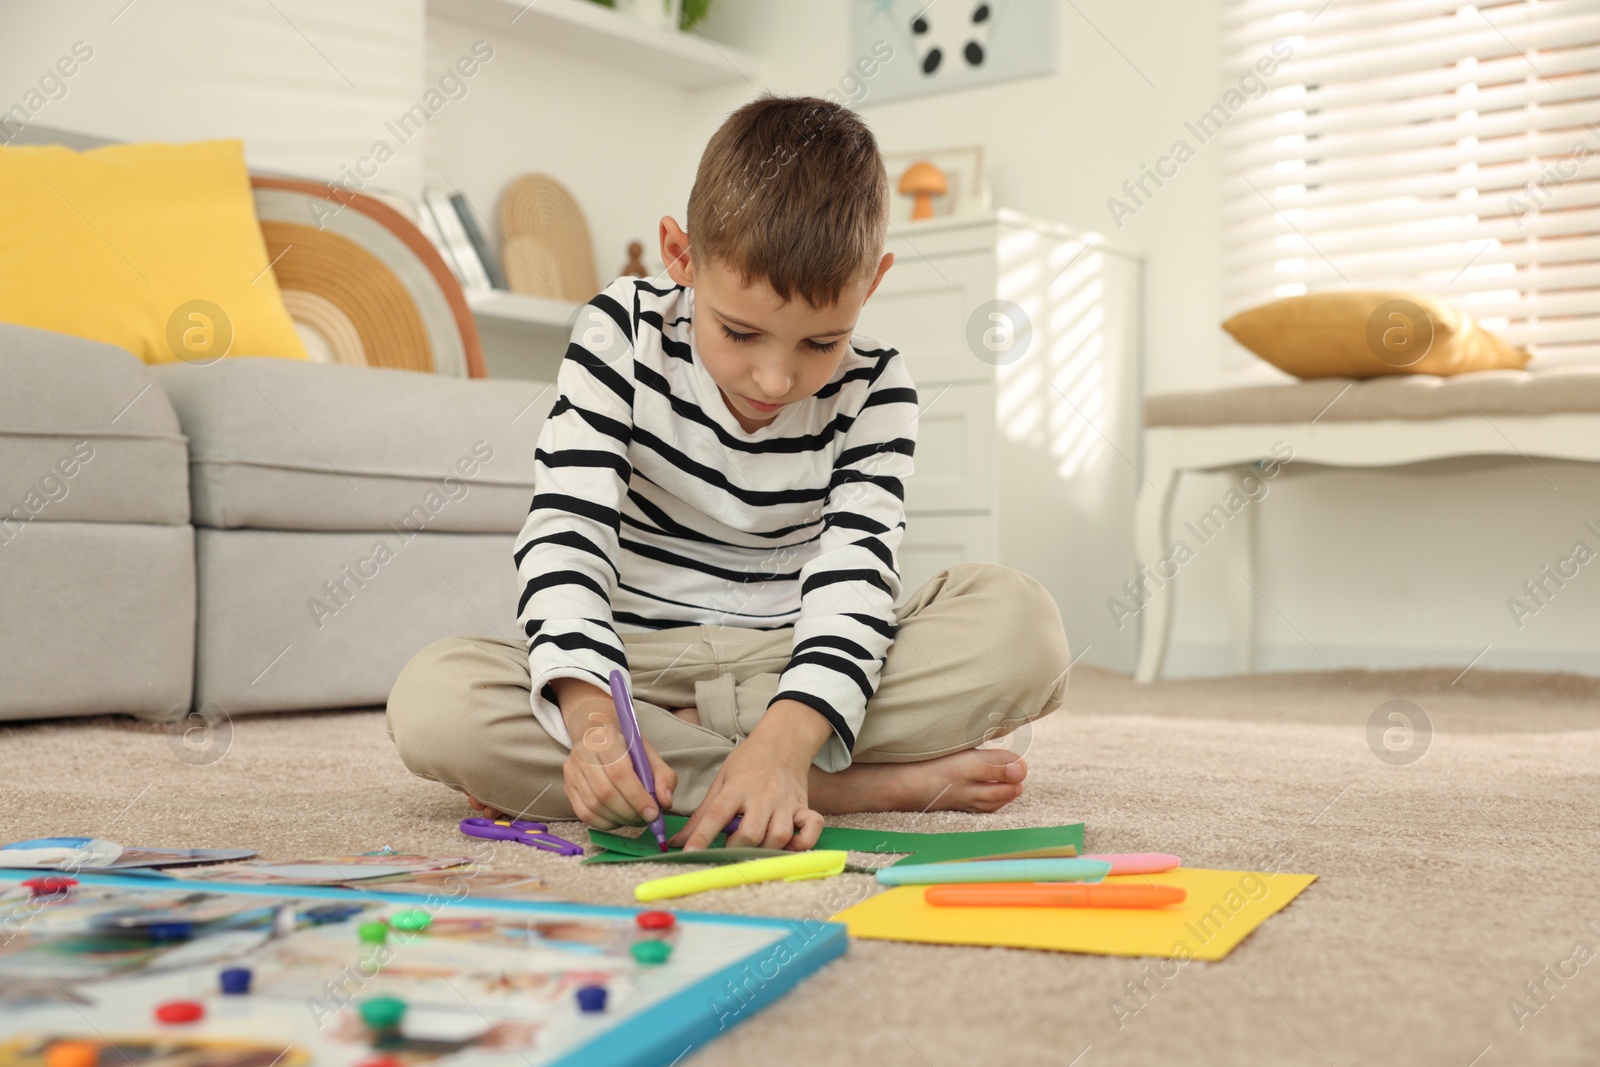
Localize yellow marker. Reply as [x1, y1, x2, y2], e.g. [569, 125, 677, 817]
[634, 851, 848, 902]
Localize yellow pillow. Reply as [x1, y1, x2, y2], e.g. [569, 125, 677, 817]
[1222, 291, 1529, 379]
[0, 139, 307, 365]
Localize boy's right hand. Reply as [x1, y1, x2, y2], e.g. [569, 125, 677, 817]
[559, 687, 677, 830]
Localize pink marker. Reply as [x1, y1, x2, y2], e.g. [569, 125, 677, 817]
[1084, 853, 1181, 875]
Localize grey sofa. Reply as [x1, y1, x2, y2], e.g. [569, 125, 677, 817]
[0, 323, 552, 722]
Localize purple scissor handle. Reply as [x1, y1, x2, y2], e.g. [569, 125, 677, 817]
[459, 817, 583, 856]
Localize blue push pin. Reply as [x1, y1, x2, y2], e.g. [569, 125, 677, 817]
[575, 985, 607, 1013]
[219, 967, 252, 995]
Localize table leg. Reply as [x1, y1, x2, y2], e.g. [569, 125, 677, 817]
[1133, 465, 1180, 683]
[1228, 465, 1258, 674]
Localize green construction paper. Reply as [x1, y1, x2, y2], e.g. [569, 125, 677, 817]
[584, 817, 1084, 869]
[584, 816, 708, 861]
[587, 844, 789, 865]
[811, 823, 1085, 865]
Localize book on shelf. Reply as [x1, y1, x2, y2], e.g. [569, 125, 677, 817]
[413, 197, 452, 272]
[450, 192, 509, 291]
[422, 186, 492, 292]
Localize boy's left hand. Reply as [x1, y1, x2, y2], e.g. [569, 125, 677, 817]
[670, 699, 829, 852]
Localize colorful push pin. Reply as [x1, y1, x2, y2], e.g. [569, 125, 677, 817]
[357, 920, 389, 945]
[635, 910, 675, 932]
[22, 876, 76, 898]
[630, 939, 672, 966]
[219, 966, 252, 995]
[389, 908, 431, 933]
[355, 1059, 405, 1067]
[575, 985, 608, 1013]
[43, 1040, 99, 1067]
[154, 1000, 205, 1024]
[359, 995, 407, 1034]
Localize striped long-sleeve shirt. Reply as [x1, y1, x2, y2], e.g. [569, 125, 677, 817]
[513, 276, 917, 771]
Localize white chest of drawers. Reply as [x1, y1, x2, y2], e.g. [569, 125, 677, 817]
[855, 209, 1143, 673]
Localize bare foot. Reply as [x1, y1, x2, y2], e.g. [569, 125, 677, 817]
[808, 749, 1027, 816]
[466, 794, 506, 820]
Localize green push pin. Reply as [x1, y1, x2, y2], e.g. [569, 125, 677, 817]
[390, 909, 431, 933]
[359, 995, 407, 1032]
[631, 939, 672, 966]
[357, 921, 389, 945]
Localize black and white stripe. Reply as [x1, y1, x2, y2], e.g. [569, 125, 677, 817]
[514, 276, 917, 770]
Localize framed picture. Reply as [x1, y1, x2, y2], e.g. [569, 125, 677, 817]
[851, 0, 1058, 105]
[881, 145, 990, 223]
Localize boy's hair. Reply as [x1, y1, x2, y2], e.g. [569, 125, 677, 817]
[687, 94, 888, 308]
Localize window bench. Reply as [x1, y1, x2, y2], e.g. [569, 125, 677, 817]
[1134, 366, 1600, 682]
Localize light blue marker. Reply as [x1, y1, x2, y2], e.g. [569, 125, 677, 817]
[875, 858, 1112, 886]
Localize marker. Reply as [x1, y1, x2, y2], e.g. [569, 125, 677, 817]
[944, 851, 1181, 874]
[925, 883, 1187, 908]
[876, 857, 1111, 886]
[1083, 853, 1181, 876]
[605, 670, 743, 849]
[941, 846, 1082, 862]
[608, 670, 667, 852]
[635, 851, 847, 902]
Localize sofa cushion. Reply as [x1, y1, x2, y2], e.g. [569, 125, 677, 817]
[0, 520, 194, 721]
[0, 139, 308, 365]
[194, 527, 517, 714]
[0, 325, 190, 529]
[153, 357, 552, 532]
[1221, 291, 1529, 379]
[1145, 365, 1600, 427]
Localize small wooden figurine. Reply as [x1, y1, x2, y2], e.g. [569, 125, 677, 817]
[620, 241, 649, 278]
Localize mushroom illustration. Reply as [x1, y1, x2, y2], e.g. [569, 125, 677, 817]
[898, 161, 948, 220]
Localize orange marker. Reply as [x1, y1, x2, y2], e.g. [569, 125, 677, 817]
[924, 883, 1186, 909]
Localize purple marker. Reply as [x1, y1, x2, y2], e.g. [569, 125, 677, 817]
[607, 670, 667, 852]
[606, 670, 744, 849]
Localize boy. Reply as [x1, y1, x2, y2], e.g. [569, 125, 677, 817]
[388, 94, 1071, 853]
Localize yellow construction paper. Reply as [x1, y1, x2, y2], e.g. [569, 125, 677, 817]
[832, 867, 1316, 961]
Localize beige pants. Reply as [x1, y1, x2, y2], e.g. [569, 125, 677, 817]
[386, 562, 1071, 820]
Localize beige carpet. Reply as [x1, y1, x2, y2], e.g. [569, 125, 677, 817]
[4, 666, 1600, 1066]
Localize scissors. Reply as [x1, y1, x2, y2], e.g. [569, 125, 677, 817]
[458, 818, 583, 857]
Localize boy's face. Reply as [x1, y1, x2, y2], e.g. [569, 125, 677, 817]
[659, 216, 893, 433]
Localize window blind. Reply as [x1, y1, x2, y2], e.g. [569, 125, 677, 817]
[1221, 0, 1600, 367]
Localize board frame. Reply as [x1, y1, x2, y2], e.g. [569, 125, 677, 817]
[0, 872, 849, 1067]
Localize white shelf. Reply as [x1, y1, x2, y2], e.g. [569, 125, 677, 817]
[467, 289, 580, 331]
[429, 0, 759, 87]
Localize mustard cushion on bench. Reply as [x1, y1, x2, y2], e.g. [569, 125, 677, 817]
[0, 139, 307, 365]
[1223, 291, 1528, 379]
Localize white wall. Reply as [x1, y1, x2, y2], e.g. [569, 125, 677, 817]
[0, 0, 426, 195]
[422, 16, 695, 293]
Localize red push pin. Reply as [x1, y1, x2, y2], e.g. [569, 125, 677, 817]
[22, 877, 76, 898]
[154, 1000, 204, 1024]
[635, 910, 675, 931]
